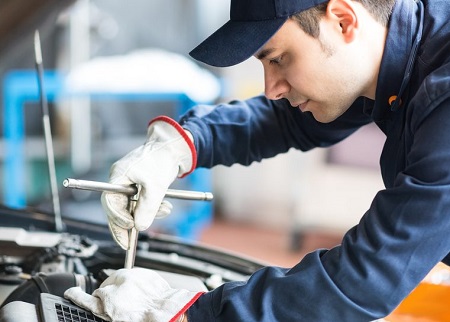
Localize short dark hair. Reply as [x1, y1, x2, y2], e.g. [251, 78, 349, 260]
[291, 0, 396, 38]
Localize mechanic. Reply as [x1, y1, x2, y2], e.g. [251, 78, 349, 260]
[65, 0, 450, 320]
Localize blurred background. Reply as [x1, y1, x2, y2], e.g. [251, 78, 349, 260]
[0, 0, 386, 267]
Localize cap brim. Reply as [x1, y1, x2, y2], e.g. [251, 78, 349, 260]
[189, 18, 287, 67]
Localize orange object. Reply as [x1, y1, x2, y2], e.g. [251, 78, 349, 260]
[385, 264, 450, 322]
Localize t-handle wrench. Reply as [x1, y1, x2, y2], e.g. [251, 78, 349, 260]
[63, 178, 214, 201]
[63, 178, 213, 268]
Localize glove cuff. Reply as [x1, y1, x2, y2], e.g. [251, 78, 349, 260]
[169, 292, 204, 322]
[149, 116, 197, 177]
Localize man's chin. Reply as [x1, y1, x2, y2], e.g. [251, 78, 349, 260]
[310, 112, 337, 123]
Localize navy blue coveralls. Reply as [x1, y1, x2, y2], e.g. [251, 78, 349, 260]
[180, 0, 450, 320]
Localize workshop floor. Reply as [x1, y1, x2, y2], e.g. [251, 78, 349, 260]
[198, 218, 344, 268]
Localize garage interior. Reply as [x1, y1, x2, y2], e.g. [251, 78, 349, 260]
[1, 1, 450, 321]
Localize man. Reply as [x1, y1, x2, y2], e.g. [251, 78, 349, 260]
[65, 0, 450, 320]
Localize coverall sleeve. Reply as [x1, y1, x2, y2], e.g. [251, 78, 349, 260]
[185, 94, 450, 320]
[179, 95, 371, 168]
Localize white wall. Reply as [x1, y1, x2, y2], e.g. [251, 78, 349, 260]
[213, 146, 385, 233]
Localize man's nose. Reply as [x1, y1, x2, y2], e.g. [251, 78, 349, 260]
[264, 69, 289, 100]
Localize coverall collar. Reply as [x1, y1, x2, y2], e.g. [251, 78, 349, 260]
[365, 0, 424, 121]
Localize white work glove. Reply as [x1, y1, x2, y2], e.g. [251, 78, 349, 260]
[64, 267, 203, 322]
[102, 116, 196, 249]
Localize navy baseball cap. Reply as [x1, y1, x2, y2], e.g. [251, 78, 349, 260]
[189, 0, 329, 67]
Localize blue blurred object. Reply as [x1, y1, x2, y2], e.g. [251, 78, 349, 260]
[2, 69, 215, 240]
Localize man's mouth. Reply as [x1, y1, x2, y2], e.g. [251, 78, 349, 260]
[288, 98, 310, 111]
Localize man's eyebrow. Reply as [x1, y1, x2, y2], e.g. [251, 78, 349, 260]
[255, 48, 276, 60]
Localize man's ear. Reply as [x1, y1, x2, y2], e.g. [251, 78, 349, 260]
[325, 0, 358, 43]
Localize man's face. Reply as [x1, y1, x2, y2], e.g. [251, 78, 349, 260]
[255, 18, 372, 123]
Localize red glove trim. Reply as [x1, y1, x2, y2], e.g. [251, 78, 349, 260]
[169, 292, 205, 322]
[149, 116, 197, 177]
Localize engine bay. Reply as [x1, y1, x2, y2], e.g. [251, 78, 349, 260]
[0, 207, 265, 321]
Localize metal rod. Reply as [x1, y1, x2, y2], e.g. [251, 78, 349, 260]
[35, 30, 63, 233]
[63, 178, 214, 201]
[124, 186, 140, 269]
[124, 227, 138, 269]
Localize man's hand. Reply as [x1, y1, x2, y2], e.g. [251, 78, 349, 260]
[101, 116, 196, 249]
[64, 268, 203, 322]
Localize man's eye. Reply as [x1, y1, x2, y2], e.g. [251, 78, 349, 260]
[269, 56, 282, 65]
